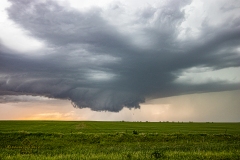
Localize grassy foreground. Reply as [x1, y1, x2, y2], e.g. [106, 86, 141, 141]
[0, 121, 240, 159]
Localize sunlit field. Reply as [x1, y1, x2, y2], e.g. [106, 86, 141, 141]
[0, 121, 240, 159]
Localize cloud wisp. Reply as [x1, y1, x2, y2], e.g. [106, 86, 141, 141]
[0, 0, 240, 111]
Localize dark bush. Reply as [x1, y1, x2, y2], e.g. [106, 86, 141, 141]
[151, 150, 164, 159]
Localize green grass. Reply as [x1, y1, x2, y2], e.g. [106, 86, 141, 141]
[0, 121, 240, 159]
[0, 121, 239, 134]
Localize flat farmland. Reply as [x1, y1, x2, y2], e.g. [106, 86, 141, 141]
[0, 121, 240, 159]
[0, 121, 239, 134]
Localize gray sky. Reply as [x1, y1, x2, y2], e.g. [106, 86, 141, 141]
[0, 90, 240, 122]
[0, 0, 240, 120]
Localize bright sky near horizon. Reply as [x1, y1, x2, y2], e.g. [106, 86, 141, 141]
[0, 0, 240, 121]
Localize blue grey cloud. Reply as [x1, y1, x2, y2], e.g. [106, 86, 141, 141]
[0, 0, 240, 111]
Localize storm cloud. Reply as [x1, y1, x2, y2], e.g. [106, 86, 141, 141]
[0, 0, 240, 111]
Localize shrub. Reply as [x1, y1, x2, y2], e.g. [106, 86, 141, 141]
[151, 150, 164, 159]
[132, 130, 138, 135]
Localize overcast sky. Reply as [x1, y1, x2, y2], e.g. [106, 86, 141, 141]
[0, 0, 240, 121]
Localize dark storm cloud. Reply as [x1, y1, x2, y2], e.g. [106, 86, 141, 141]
[0, 0, 240, 111]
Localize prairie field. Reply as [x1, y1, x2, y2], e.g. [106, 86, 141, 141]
[0, 121, 240, 159]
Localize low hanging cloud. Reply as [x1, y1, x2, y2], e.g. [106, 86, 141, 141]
[0, 0, 240, 111]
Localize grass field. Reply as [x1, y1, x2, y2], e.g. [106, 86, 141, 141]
[0, 121, 240, 159]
